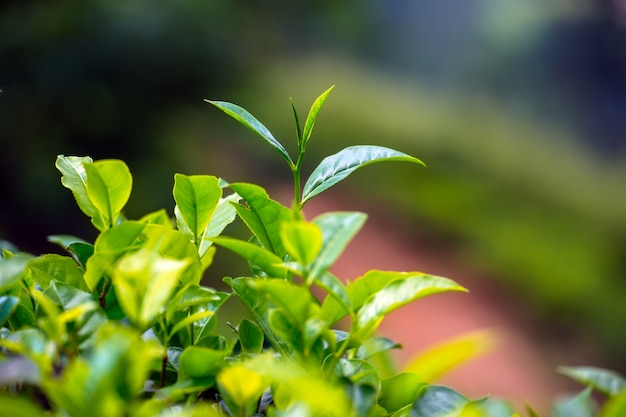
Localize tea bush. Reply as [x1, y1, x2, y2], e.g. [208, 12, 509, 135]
[1, 88, 624, 416]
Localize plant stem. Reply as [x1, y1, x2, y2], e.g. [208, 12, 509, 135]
[160, 354, 168, 388]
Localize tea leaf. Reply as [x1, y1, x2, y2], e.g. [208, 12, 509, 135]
[212, 237, 287, 278]
[28, 254, 89, 292]
[206, 99, 294, 167]
[0, 254, 31, 293]
[173, 174, 222, 248]
[404, 330, 495, 382]
[252, 279, 318, 326]
[280, 220, 323, 266]
[179, 346, 227, 380]
[301, 145, 424, 204]
[238, 318, 264, 355]
[0, 295, 19, 327]
[84, 159, 132, 229]
[56, 155, 104, 230]
[357, 273, 467, 339]
[379, 372, 426, 412]
[309, 211, 367, 281]
[229, 182, 292, 258]
[558, 366, 626, 397]
[301, 85, 334, 150]
[409, 385, 470, 417]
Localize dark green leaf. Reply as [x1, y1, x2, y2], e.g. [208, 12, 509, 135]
[302, 145, 425, 204]
[410, 384, 469, 417]
[357, 336, 402, 360]
[238, 318, 264, 355]
[206, 100, 293, 166]
[179, 346, 227, 380]
[558, 366, 626, 397]
[0, 295, 19, 326]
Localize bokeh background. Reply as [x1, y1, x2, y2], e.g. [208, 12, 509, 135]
[1, 0, 626, 408]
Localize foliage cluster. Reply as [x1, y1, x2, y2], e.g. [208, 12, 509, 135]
[1, 89, 625, 416]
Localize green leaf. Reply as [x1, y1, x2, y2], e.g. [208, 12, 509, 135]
[601, 390, 626, 417]
[84, 159, 133, 229]
[28, 254, 89, 292]
[252, 279, 319, 327]
[173, 174, 222, 248]
[0, 394, 47, 417]
[357, 272, 467, 339]
[113, 248, 189, 329]
[48, 235, 95, 268]
[138, 208, 173, 227]
[238, 318, 264, 355]
[227, 277, 292, 357]
[56, 155, 105, 230]
[0, 254, 31, 293]
[558, 366, 626, 397]
[229, 182, 292, 258]
[379, 372, 426, 412]
[301, 145, 425, 204]
[357, 336, 402, 360]
[315, 272, 352, 321]
[0, 295, 19, 327]
[309, 211, 367, 281]
[212, 237, 287, 278]
[410, 384, 470, 417]
[198, 191, 241, 257]
[217, 364, 269, 417]
[301, 85, 334, 150]
[280, 220, 323, 266]
[178, 346, 227, 380]
[168, 310, 214, 339]
[552, 387, 596, 417]
[404, 330, 495, 382]
[206, 99, 294, 167]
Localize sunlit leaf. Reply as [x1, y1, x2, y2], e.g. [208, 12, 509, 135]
[198, 191, 241, 257]
[301, 145, 424, 204]
[404, 330, 495, 382]
[173, 174, 222, 248]
[379, 372, 426, 413]
[309, 211, 366, 281]
[301, 85, 334, 150]
[84, 159, 132, 229]
[217, 364, 269, 416]
[229, 182, 292, 258]
[280, 221, 323, 266]
[206, 99, 294, 166]
[357, 272, 467, 338]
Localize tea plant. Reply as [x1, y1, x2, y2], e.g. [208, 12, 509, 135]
[1, 88, 625, 417]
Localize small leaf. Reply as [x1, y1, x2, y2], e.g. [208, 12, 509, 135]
[173, 174, 222, 247]
[0, 296, 19, 327]
[206, 99, 294, 166]
[168, 310, 214, 339]
[84, 159, 133, 229]
[357, 272, 467, 339]
[229, 182, 292, 258]
[280, 221, 323, 266]
[315, 272, 352, 320]
[301, 85, 334, 150]
[238, 318, 264, 355]
[212, 237, 287, 278]
[302, 145, 425, 204]
[309, 211, 367, 281]
[410, 385, 470, 417]
[558, 366, 626, 397]
[404, 330, 496, 382]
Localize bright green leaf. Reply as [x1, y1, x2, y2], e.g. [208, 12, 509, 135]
[173, 174, 222, 247]
[558, 366, 626, 397]
[179, 346, 227, 380]
[309, 211, 367, 280]
[138, 209, 173, 227]
[212, 237, 287, 278]
[218, 364, 269, 417]
[357, 272, 467, 338]
[600, 390, 626, 417]
[301, 85, 334, 150]
[301, 145, 425, 204]
[84, 159, 132, 229]
[404, 330, 495, 382]
[0, 394, 47, 417]
[28, 254, 89, 292]
[229, 182, 292, 258]
[280, 221, 323, 266]
[206, 99, 294, 167]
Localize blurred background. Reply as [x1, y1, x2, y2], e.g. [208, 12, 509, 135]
[1, 0, 625, 409]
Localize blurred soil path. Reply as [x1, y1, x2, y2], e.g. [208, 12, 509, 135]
[287, 188, 574, 413]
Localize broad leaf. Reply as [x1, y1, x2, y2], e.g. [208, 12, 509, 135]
[315, 272, 352, 320]
[206, 100, 294, 166]
[357, 272, 467, 338]
[28, 254, 89, 292]
[379, 372, 426, 412]
[173, 174, 222, 247]
[301, 85, 334, 150]
[229, 182, 292, 258]
[280, 220, 323, 266]
[558, 366, 626, 397]
[56, 155, 104, 230]
[238, 318, 264, 355]
[309, 211, 367, 281]
[251, 279, 319, 327]
[410, 385, 470, 417]
[84, 159, 133, 229]
[212, 237, 287, 278]
[301, 145, 425, 204]
[178, 346, 227, 380]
